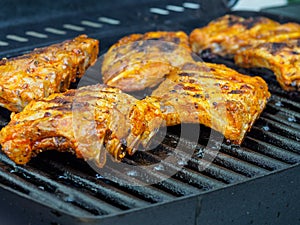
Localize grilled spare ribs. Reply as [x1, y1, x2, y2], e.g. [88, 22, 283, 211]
[234, 40, 300, 91]
[0, 31, 271, 166]
[0, 84, 164, 166]
[190, 15, 300, 91]
[190, 15, 300, 57]
[151, 62, 270, 144]
[0, 35, 99, 112]
[102, 31, 193, 91]
[0, 63, 270, 165]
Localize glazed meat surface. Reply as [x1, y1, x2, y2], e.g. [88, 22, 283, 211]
[0, 84, 164, 166]
[0, 30, 271, 166]
[234, 40, 300, 91]
[102, 29, 271, 144]
[102, 31, 193, 91]
[0, 35, 99, 112]
[0, 64, 270, 166]
[190, 15, 300, 57]
[0, 65, 270, 165]
[152, 62, 271, 144]
[190, 15, 300, 91]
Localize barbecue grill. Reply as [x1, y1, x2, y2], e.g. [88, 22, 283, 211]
[0, 1, 300, 224]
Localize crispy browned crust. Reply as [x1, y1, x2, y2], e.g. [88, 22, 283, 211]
[102, 29, 271, 144]
[0, 30, 271, 166]
[152, 62, 271, 144]
[234, 40, 300, 91]
[0, 84, 164, 166]
[101, 31, 193, 91]
[0, 35, 99, 112]
[190, 15, 300, 57]
[0, 63, 270, 166]
[190, 15, 300, 91]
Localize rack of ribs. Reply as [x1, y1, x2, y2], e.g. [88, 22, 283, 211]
[234, 40, 300, 91]
[0, 35, 99, 112]
[189, 15, 300, 91]
[0, 64, 270, 166]
[0, 32, 270, 166]
[151, 62, 270, 144]
[0, 84, 164, 166]
[101, 31, 193, 91]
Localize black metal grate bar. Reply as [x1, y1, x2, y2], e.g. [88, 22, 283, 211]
[255, 117, 300, 142]
[249, 127, 300, 155]
[262, 112, 300, 130]
[271, 94, 300, 111]
[120, 158, 202, 196]
[243, 137, 300, 164]
[31, 157, 154, 210]
[158, 138, 249, 184]
[0, 154, 121, 216]
[212, 152, 269, 178]
[266, 104, 300, 121]
[220, 145, 289, 171]
[140, 150, 225, 190]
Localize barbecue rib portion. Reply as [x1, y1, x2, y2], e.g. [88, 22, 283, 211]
[0, 35, 99, 112]
[152, 62, 271, 144]
[0, 30, 271, 166]
[102, 30, 271, 144]
[102, 31, 193, 91]
[234, 40, 300, 91]
[190, 15, 300, 91]
[190, 15, 300, 57]
[0, 65, 270, 165]
[0, 84, 164, 166]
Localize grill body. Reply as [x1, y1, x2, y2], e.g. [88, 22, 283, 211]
[0, 164, 299, 225]
[0, 1, 299, 224]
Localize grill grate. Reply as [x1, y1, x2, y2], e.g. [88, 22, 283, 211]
[0, 1, 300, 225]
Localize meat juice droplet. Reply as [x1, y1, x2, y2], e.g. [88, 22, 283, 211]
[153, 164, 165, 171]
[126, 170, 138, 177]
[10, 168, 18, 173]
[63, 196, 74, 203]
[287, 116, 296, 122]
[38, 186, 45, 190]
[177, 160, 187, 166]
[194, 146, 204, 158]
[58, 175, 67, 180]
[275, 101, 283, 107]
[95, 174, 104, 179]
[262, 125, 270, 131]
[225, 139, 232, 145]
